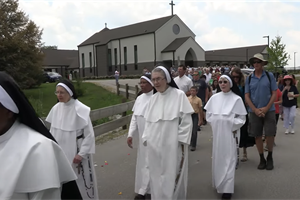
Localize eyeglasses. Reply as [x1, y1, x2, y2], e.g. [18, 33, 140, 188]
[252, 60, 262, 64]
[151, 77, 165, 83]
[232, 76, 240, 79]
[193, 74, 198, 76]
[54, 91, 67, 95]
[218, 81, 228, 84]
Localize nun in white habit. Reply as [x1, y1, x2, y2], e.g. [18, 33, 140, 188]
[46, 79, 99, 200]
[204, 74, 247, 200]
[127, 74, 156, 200]
[142, 66, 194, 200]
[0, 72, 82, 200]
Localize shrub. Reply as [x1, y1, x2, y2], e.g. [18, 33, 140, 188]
[74, 77, 86, 97]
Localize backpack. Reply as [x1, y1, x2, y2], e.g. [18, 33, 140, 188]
[248, 71, 272, 94]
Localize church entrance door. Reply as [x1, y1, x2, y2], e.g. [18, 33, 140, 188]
[185, 48, 197, 67]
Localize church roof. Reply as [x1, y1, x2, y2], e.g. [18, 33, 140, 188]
[161, 37, 190, 52]
[42, 49, 78, 69]
[78, 15, 174, 47]
[205, 44, 268, 62]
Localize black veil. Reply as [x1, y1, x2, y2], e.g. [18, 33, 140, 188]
[0, 72, 82, 200]
[154, 64, 179, 90]
[0, 71, 56, 141]
[58, 79, 78, 99]
[218, 73, 246, 107]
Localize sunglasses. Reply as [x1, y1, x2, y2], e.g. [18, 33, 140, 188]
[218, 81, 228, 84]
[252, 60, 263, 64]
[232, 76, 240, 79]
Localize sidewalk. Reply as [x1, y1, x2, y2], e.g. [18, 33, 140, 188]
[86, 79, 140, 94]
[93, 111, 300, 199]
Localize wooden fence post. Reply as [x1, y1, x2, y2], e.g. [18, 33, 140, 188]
[125, 84, 129, 99]
[122, 98, 127, 130]
[117, 83, 120, 95]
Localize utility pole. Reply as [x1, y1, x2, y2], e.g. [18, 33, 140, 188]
[263, 35, 269, 60]
[294, 52, 297, 72]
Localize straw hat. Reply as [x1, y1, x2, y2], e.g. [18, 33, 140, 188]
[249, 53, 268, 65]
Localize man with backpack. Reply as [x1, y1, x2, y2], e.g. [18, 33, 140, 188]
[245, 53, 278, 171]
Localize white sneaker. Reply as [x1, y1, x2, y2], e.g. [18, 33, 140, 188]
[285, 129, 289, 134]
[291, 129, 295, 134]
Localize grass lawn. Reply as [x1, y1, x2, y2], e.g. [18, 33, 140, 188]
[23, 82, 125, 117]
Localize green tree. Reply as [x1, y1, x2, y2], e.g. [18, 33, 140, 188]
[42, 45, 58, 49]
[266, 35, 290, 73]
[0, 0, 44, 88]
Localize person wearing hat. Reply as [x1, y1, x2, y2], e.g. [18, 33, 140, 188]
[245, 53, 278, 170]
[142, 65, 193, 200]
[127, 74, 156, 200]
[281, 75, 299, 134]
[0, 72, 82, 199]
[46, 79, 99, 199]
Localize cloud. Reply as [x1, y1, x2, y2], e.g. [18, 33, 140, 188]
[204, 1, 299, 28]
[286, 30, 300, 46]
[18, 0, 300, 67]
[197, 27, 249, 50]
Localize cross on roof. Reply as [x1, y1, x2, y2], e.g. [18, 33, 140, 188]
[169, 0, 175, 16]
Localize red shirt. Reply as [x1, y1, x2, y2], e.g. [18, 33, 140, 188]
[275, 89, 282, 114]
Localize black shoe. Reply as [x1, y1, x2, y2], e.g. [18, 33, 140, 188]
[145, 194, 151, 200]
[266, 157, 274, 170]
[203, 120, 207, 125]
[257, 159, 266, 170]
[134, 194, 146, 200]
[190, 147, 196, 151]
[198, 127, 201, 131]
[221, 193, 232, 200]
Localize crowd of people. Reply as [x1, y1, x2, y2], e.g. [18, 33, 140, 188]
[1, 52, 298, 200]
[127, 53, 299, 200]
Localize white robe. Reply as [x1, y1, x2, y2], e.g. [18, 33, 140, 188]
[204, 90, 247, 194]
[0, 120, 77, 200]
[128, 90, 153, 195]
[46, 98, 99, 200]
[142, 87, 194, 200]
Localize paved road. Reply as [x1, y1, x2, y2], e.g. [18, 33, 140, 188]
[86, 79, 139, 94]
[93, 109, 300, 199]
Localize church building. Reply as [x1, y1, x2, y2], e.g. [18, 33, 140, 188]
[78, 15, 205, 77]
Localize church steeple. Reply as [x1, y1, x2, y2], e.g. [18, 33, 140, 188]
[169, 0, 175, 16]
[100, 23, 110, 32]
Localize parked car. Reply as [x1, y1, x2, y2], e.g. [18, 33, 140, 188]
[43, 72, 62, 83]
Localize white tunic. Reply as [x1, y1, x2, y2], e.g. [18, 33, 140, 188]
[46, 98, 99, 200]
[127, 90, 153, 195]
[0, 121, 77, 200]
[204, 91, 247, 194]
[142, 87, 193, 200]
[174, 75, 193, 94]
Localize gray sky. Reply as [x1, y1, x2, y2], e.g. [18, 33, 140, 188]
[19, 0, 300, 68]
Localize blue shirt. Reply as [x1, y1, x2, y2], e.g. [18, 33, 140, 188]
[245, 70, 278, 112]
